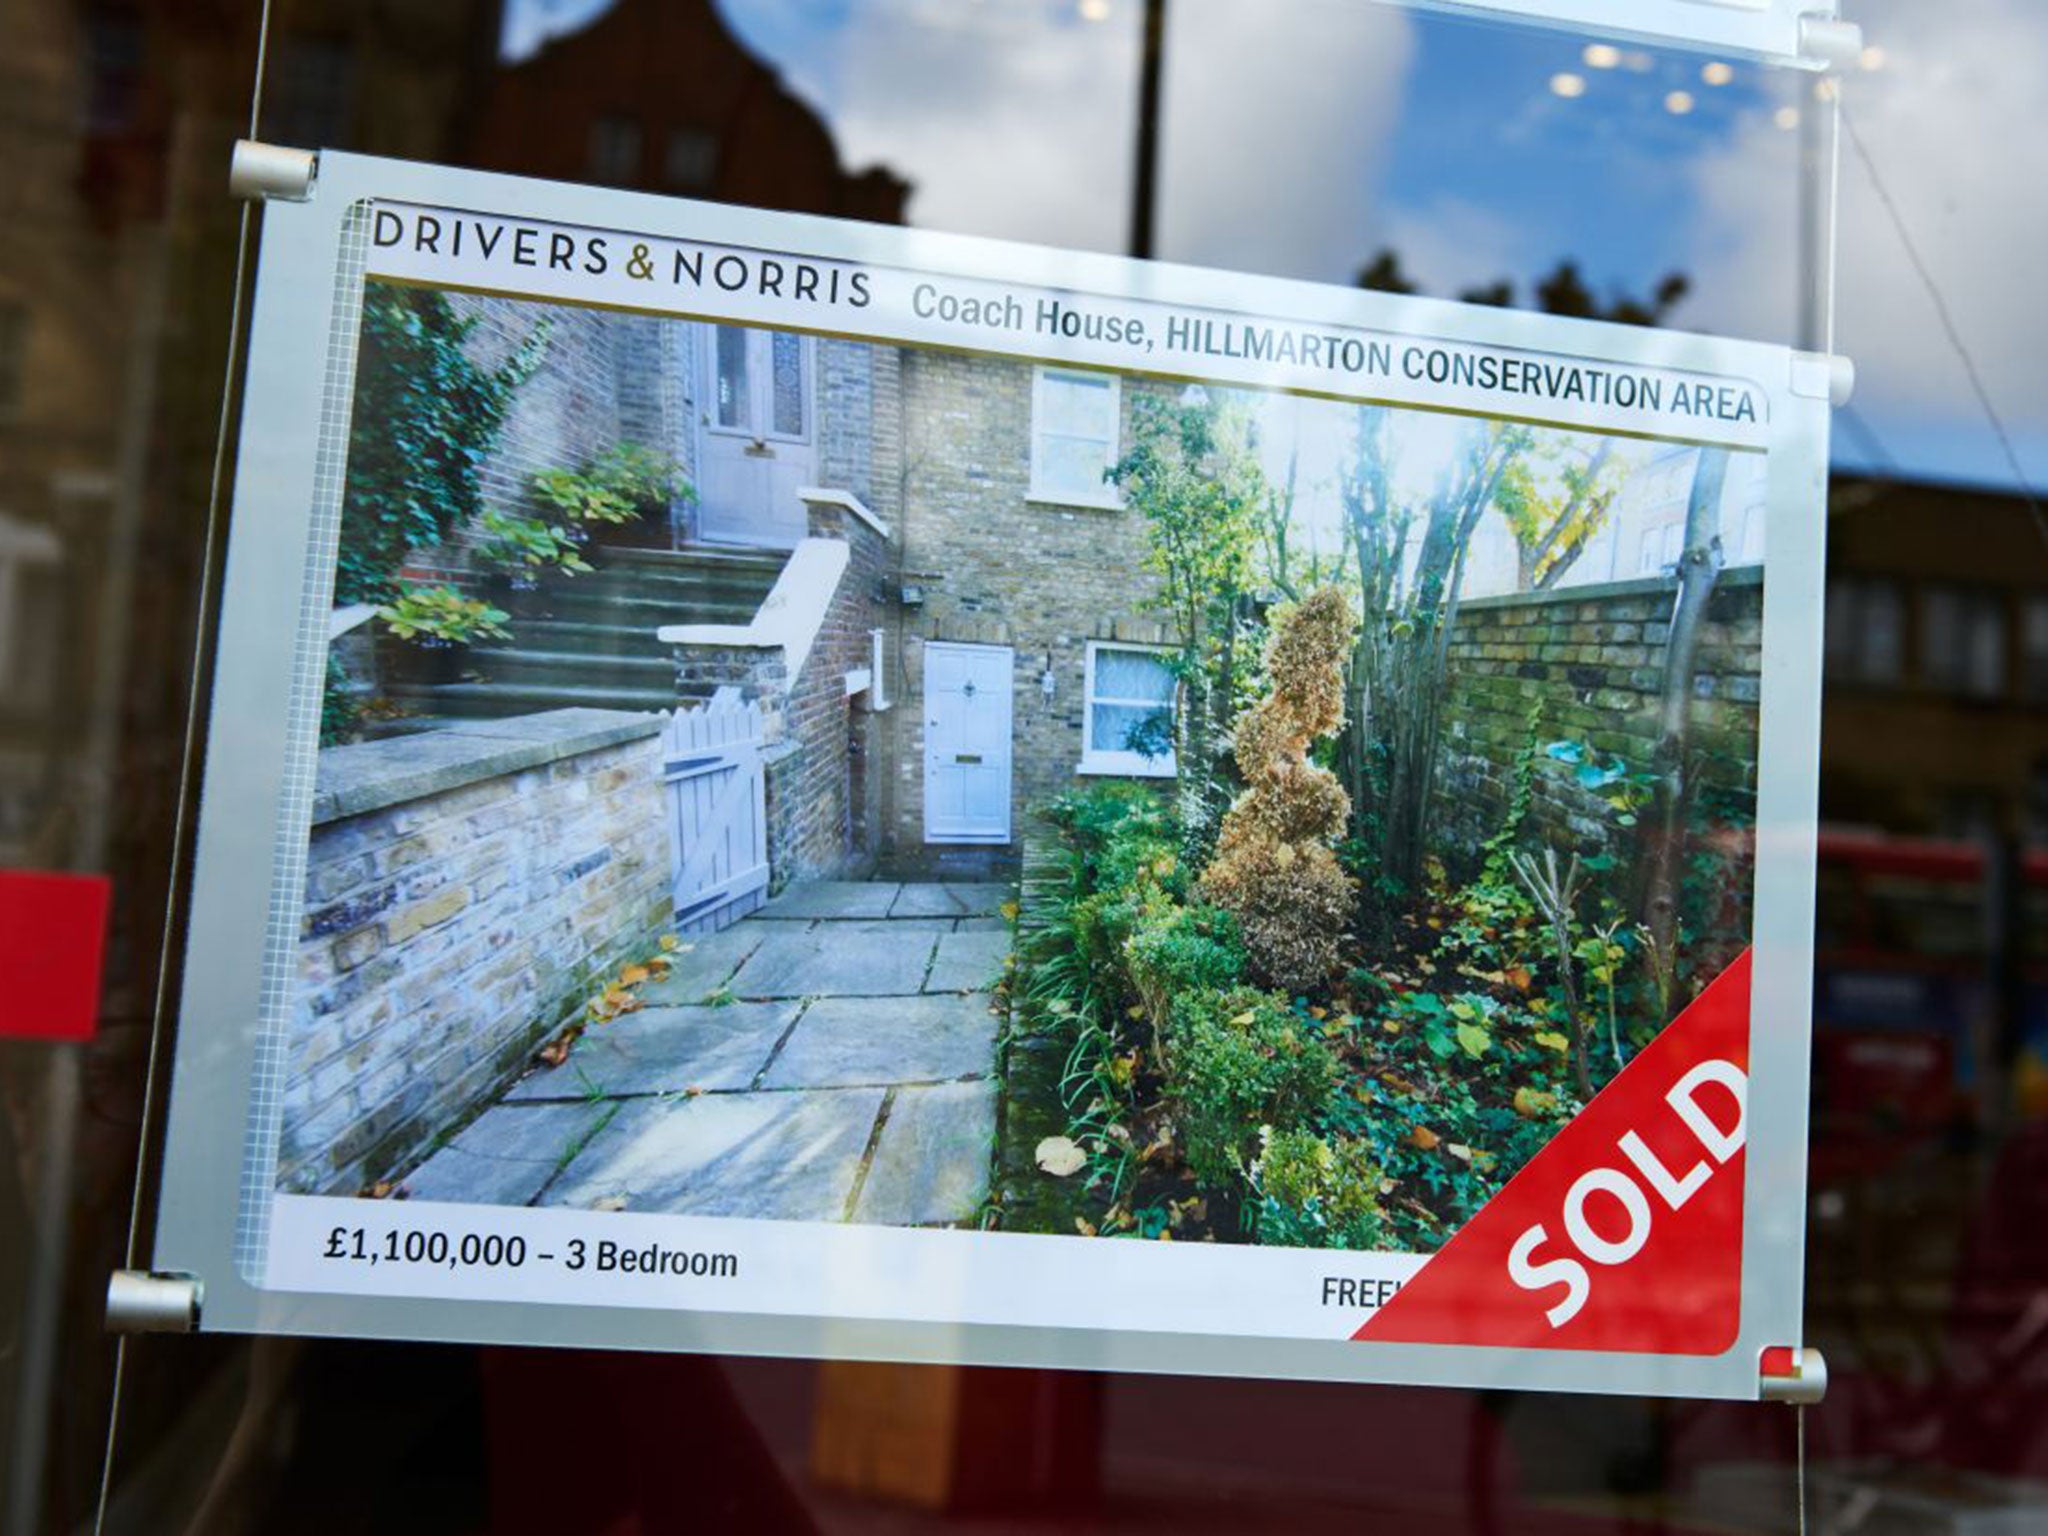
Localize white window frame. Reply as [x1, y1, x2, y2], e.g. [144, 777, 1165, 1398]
[1078, 641, 1176, 778]
[1028, 366, 1122, 510]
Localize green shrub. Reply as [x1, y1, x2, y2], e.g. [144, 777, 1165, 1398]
[1126, 902, 1245, 1028]
[376, 583, 512, 645]
[1164, 987, 1334, 1188]
[1251, 1128, 1384, 1250]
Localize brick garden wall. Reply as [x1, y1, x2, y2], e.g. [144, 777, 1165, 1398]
[1434, 566, 1765, 866]
[281, 709, 668, 1195]
[880, 352, 1172, 874]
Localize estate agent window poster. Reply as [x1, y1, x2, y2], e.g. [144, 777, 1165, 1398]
[149, 150, 1831, 1400]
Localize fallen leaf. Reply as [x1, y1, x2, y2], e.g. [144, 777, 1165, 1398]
[618, 964, 651, 985]
[999, 900, 1021, 921]
[1534, 1030, 1571, 1054]
[659, 934, 682, 952]
[1446, 1143, 1473, 1163]
[1409, 1125, 1441, 1151]
[1505, 966, 1533, 992]
[1230, 1010, 1258, 1027]
[591, 1195, 628, 1212]
[1514, 1087, 1559, 1119]
[1036, 1136, 1087, 1177]
[1073, 1216, 1097, 1237]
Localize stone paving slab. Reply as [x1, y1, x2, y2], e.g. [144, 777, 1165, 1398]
[504, 1001, 800, 1100]
[404, 1100, 609, 1207]
[728, 922, 940, 999]
[635, 924, 770, 1005]
[758, 881, 900, 919]
[763, 993, 998, 1089]
[853, 1081, 998, 1226]
[542, 1087, 884, 1220]
[923, 930, 1011, 994]
[887, 882, 1012, 919]
[954, 916, 1009, 933]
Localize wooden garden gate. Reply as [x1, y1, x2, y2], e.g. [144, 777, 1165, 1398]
[661, 688, 769, 934]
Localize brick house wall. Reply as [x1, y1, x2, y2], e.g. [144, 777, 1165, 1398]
[1434, 566, 1765, 868]
[876, 350, 1173, 876]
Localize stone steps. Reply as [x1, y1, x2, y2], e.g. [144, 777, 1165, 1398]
[389, 541, 784, 725]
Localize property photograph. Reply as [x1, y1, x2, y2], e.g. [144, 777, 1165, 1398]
[286, 281, 1768, 1254]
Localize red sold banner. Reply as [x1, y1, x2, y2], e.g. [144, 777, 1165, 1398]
[1361, 951, 1751, 1356]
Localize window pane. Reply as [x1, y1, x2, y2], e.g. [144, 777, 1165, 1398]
[714, 326, 749, 429]
[1860, 581, 1904, 685]
[1090, 703, 1173, 761]
[1037, 434, 1110, 500]
[1039, 372, 1112, 438]
[770, 332, 805, 437]
[1095, 648, 1174, 703]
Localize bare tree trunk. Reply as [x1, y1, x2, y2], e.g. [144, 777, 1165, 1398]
[1639, 446, 1730, 959]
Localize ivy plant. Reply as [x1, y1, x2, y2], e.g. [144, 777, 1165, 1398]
[335, 285, 549, 604]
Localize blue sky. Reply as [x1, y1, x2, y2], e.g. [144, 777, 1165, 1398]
[502, 0, 2047, 499]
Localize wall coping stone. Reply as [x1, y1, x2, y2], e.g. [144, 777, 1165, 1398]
[1458, 562, 1764, 616]
[312, 708, 663, 825]
[798, 485, 890, 539]
[660, 536, 850, 679]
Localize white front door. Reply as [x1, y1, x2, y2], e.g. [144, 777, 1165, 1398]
[697, 324, 814, 549]
[924, 642, 1013, 845]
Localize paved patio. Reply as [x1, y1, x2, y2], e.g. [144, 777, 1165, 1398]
[403, 881, 1012, 1226]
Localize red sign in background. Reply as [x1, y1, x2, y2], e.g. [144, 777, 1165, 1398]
[0, 870, 111, 1042]
[1360, 951, 1753, 1357]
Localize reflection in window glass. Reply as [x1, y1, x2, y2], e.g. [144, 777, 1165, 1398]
[665, 128, 719, 190]
[1083, 643, 1175, 775]
[770, 332, 805, 438]
[0, 304, 24, 420]
[588, 114, 642, 184]
[1921, 585, 2006, 699]
[2023, 597, 2048, 704]
[715, 326, 749, 429]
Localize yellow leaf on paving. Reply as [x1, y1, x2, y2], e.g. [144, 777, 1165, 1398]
[618, 964, 650, 985]
[658, 934, 681, 951]
[1000, 900, 1020, 921]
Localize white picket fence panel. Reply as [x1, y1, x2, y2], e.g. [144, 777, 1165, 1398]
[661, 688, 770, 934]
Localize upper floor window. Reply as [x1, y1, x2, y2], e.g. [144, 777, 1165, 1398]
[2024, 597, 2048, 706]
[0, 513, 62, 716]
[1920, 585, 2006, 700]
[1079, 642, 1175, 778]
[665, 128, 719, 192]
[1825, 576, 1905, 688]
[588, 115, 642, 185]
[0, 305, 25, 422]
[1029, 367, 1121, 509]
